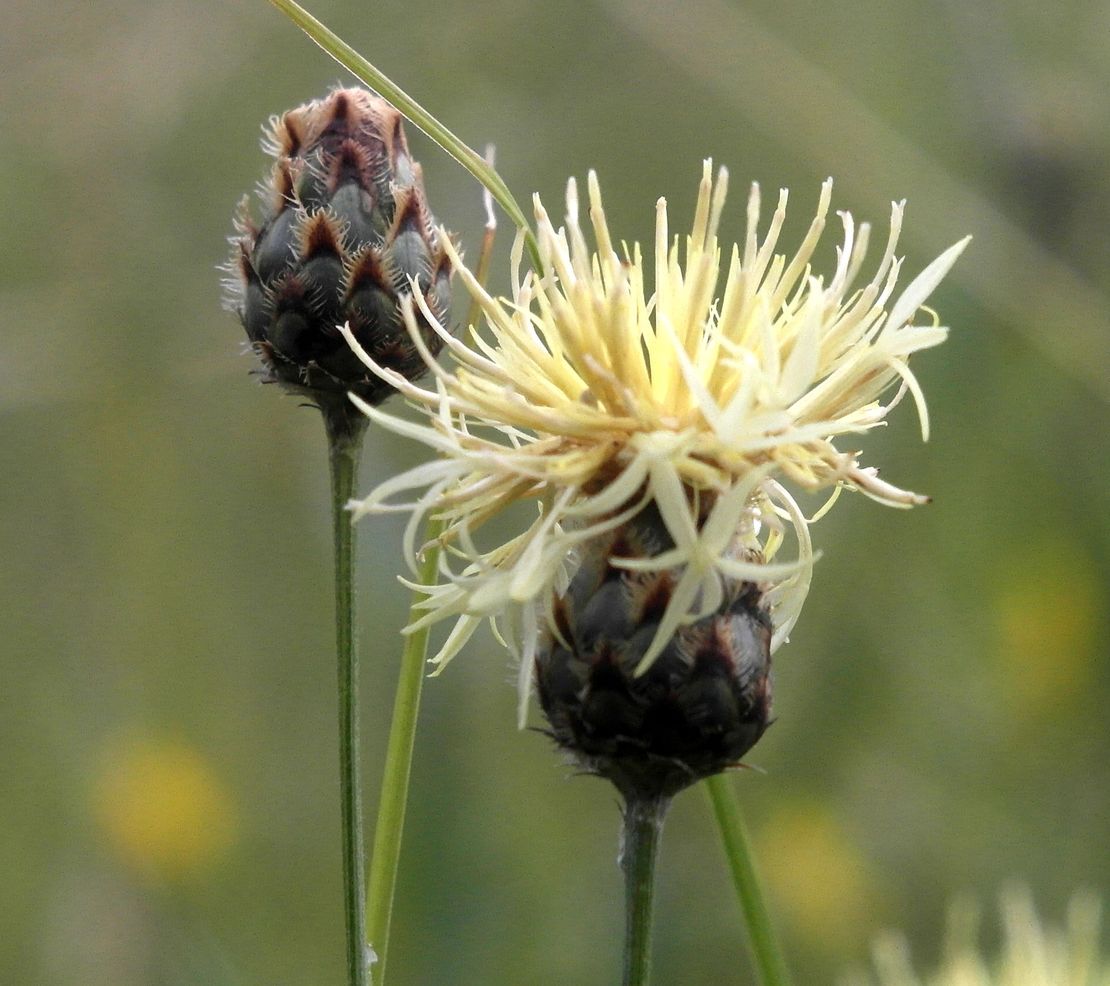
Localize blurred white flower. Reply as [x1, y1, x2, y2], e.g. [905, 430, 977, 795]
[845, 887, 1109, 986]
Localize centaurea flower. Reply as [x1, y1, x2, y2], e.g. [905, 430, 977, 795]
[344, 161, 968, 733]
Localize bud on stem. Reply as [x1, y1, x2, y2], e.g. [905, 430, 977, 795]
[227, 88, 452, 413]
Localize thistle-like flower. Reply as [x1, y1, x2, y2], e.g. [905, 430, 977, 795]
[225, 88, 452, 412]
[345, 161, 966, 790]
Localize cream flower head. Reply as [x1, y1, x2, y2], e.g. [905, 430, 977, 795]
[343, 161, 968, 710]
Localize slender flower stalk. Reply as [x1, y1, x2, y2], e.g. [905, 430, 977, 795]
[621, 796, 669, 986]
[325, 407, 372, 986]
[706, 775, 792, 986]
[365, 517, 445, 986]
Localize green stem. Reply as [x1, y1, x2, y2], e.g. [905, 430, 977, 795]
[621, 796, 669, 986]
[266, 0, 542, 271]
[324, 406, 371, 986]
[365, 516, 446, 986]
[705, 775, 792, 986]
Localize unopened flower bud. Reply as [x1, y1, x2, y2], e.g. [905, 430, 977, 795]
[227, 88, 452, 408]
[535, 504, 773, 801]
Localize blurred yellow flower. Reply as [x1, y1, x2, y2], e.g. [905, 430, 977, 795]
[846, 887, 1109, 986]
[345, 162, 967, 703]
[993, 542, 1100, 721]
[92, 735, 236, 881]
[759, 803, 880, 953]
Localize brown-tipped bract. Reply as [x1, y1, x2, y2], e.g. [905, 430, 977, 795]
[535, 504, 773, 801]
[228, 88, 452, 407]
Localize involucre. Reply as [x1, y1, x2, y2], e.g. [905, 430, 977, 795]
[227, 88, 452, 409]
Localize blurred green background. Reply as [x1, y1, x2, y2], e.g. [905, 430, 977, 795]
[2, 0, 1107, 983]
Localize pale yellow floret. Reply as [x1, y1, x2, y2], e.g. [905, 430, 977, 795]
[343, 161, 968, 711]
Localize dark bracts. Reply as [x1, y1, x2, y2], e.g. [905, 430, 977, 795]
[535, 504, 773, 801]
[228, 88, 452, 411]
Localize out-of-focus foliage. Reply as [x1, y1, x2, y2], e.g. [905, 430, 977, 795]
[1, 1, 1106, 984]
